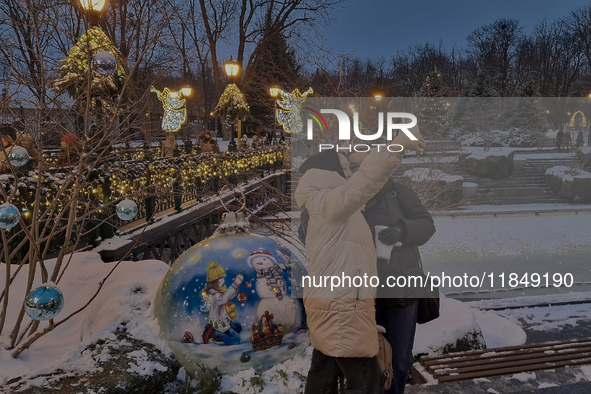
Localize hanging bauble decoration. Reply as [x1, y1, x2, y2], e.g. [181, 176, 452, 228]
[93, 50, 117, 76]
[237, 291, 247, 303]
[24, 284, 65, 321]
[8, 146, 29, 167]
[240, 352, 251, 362]
[116, 198, 138, 220]
[154, 212, 309, 376]
[0, 203, 20, 229]
[183, 332, 194, 343]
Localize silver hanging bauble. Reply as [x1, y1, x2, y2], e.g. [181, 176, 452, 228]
[8, 145, 29, 167]
[0, 202, 20, 229]
[24, 284, 65, 321]
[116, 198, 138, 220]
[93, 50, 117, 76]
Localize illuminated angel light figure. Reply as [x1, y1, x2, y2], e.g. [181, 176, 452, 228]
[151, 87, 191, 132]
[275, 88, 314, 134]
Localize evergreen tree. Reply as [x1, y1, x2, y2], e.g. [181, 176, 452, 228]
[508, 81, 547, 144]
[245, 34, 301, 133]
[464, 67, 498, 98]
[419, 67, 450, 137]
[452, 67, 500, 149]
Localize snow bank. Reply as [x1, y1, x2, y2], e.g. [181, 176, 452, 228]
[414, 298, 485, 356]
[220, 346, 313, 394]
[0, 253, 169, 385]
[472, 309, 526, 348]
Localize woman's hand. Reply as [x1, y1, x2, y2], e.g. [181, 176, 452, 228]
[393, 127, 425, 155]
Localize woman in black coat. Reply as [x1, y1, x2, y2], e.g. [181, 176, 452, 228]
[349, 152, 436, 394]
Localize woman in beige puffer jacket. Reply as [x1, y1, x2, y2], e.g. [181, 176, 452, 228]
[295, 131, 423, 393]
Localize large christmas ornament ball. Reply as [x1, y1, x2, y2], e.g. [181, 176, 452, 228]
[8, 146, 29, 167]
[0, 203, 20, 229]
[116, 198, 138, 220]
[24, 284, 64, 321]
[154, 226, 309, 376]
[93, 51, 117, 76]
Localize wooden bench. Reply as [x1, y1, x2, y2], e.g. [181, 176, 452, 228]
[536, 138, 556, 150]
[422, 140, 462, 156]
[416, 337, 591, 383]
[561, 137, 573, 151]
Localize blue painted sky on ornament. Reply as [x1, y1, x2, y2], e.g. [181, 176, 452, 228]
[322, 0, 591, 59]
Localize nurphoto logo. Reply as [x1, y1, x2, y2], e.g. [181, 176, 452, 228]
[303, 108, 418, 152]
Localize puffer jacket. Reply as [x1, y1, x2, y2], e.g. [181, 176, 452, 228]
[362, 179, 436, 308]
[294, 150, 403, 358]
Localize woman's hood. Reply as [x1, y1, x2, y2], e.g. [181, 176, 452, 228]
[298, 149, 346, 179]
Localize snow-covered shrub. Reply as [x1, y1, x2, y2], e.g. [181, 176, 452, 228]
[401, 168, 464, 210]
[545, 166, 591, 203]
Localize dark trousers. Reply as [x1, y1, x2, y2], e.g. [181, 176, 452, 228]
[376, 301, 419, 394]
[305, 349, 382, 394]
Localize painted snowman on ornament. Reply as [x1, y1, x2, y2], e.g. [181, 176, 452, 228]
[248, 248, 299, 332]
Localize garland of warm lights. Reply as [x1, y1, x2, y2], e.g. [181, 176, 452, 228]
[0, 146, 284, 228]
[569, 111, 587, 128]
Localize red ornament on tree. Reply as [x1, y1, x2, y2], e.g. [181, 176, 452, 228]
[183, 332, 194, 343]
[237, 292, 247, 303]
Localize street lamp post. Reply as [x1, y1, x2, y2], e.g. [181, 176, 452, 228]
[224, 57, 240, 151]
[270, 87, 280, 144]
[180, 86, 193, 154]
[78, 0, 106, 26]
[76, 0, 112, 238]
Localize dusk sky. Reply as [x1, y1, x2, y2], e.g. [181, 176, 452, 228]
[322, 0, 591, 59]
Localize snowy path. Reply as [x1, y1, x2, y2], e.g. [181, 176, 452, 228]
[420, 211, 591, 299]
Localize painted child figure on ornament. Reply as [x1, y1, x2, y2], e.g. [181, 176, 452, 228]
[248, 248, 286, 300]
[201, 261, 243, 345]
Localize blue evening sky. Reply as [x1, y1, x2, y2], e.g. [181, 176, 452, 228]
[322, 0, 591, 59]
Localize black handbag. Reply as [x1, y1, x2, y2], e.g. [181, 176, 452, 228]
[416, 275, 440, 324]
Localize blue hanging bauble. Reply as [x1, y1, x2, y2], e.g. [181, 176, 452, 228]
[0, 203, 20, 229]
[116, 198, 138, 220]
[24, 284, 65, 321]
[154, 212, 309, 376]
[8, 146, 29, 167]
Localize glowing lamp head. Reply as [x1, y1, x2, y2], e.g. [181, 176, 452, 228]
[270, 87, 281, 97]
[374, 94, 382, 102]
[225, 57, 240, 78]
[79, 0, 106, 12]
[181, 87, 192, 97]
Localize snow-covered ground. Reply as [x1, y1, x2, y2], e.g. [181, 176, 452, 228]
[3, 207, 591, 392]
[0, 253, 170, 386]
[422, 210, 591, 260]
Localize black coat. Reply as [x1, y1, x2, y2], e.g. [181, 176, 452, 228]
[362, 179, 436, 308]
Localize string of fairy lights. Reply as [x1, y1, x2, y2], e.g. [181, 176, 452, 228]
[0, 146, 284, 232]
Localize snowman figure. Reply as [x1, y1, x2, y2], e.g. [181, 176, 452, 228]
[248, 248, 286, 300]
[248, 248, 300, 332]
